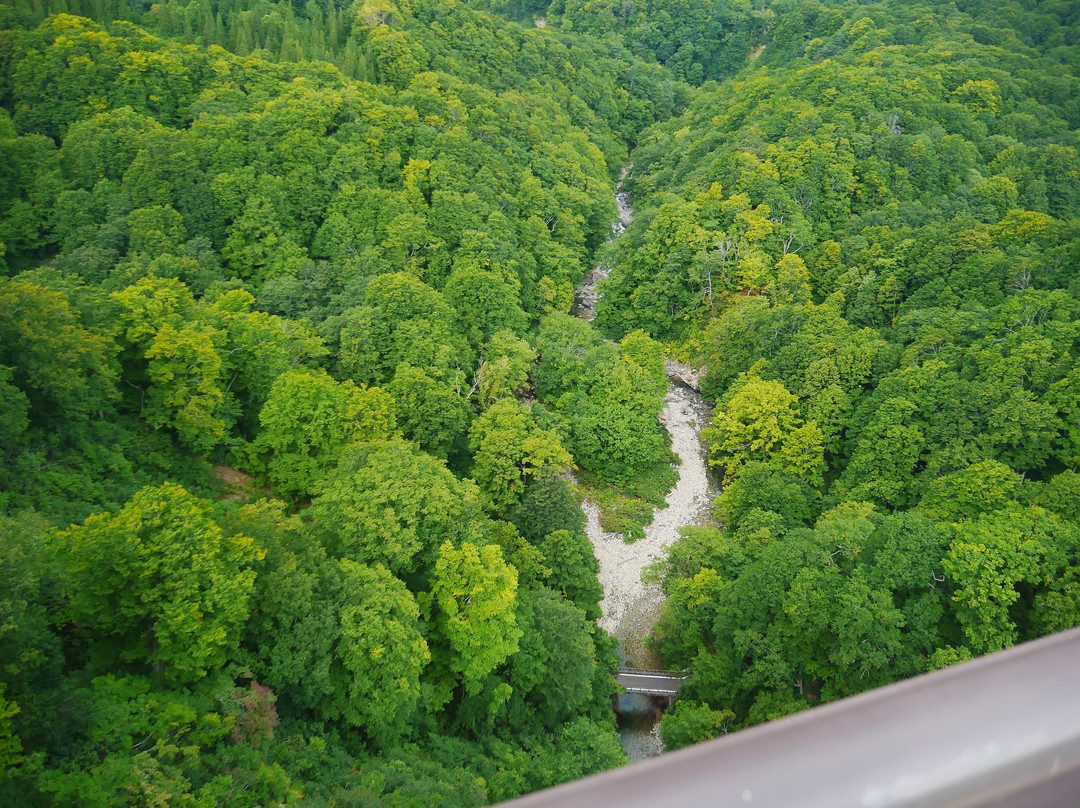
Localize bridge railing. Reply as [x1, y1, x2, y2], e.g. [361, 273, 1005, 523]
[616, 667, 688, 678]
[501, 626, 1080, 808]
[618, 686, 682, 696]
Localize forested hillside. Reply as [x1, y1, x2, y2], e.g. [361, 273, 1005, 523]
[0, 1, 685, 803]
[1, 0, 1078, 801]
[585, 0, 1080, 748]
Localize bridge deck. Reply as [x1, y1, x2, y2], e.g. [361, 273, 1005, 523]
[615, 669, 689, 696]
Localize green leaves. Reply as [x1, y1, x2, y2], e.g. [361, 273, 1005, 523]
[0, 277, 117, 434]
[339, 272, 470, 386]
[943, 509, 1058, 654]
[56, 482, 260, 685]
[704, 371, 824, 488]
[659, 701, 733, 752]
[468, 399, 572, 511]
[254, 368, 395, 500]
[309, 439, 485, 573]
[430, 540, 522, 702]
[330, 561, 429, 746]
[144, 322, 226, 453]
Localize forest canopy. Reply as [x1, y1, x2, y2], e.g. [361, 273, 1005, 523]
[1, 0, 1078, 803]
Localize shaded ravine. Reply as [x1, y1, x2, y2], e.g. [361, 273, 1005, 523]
[571, 169, 719, 760]
[571, 166, 632, 321]
[591, 383, 718, 762]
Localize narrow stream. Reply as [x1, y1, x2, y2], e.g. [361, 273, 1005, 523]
[571, 166, 632, 321]
[572, 169, 719, 761]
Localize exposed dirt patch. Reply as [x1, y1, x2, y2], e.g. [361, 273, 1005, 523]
[213, 464, 265, 503]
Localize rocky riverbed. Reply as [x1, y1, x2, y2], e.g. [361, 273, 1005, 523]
[569, 166, 717, 760]
[571, 166, 633, 321]
[585, 383, 718, 668]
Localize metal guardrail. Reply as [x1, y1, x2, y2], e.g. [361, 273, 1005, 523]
[616, 667, 686, 677]
[618, 687, 683, 696]
[500, 627, 1080, 808]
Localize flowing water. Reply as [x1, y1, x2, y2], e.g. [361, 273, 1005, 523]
[571, 167, 632, 321]
[572, 168, 719, 760]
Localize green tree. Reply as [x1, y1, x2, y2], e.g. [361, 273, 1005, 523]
[229, 500, 339, 717]
[475, 330, 537, 410]
[339, 272, 469, 386]
[428, 541, 522, 706]
[0, 278, 117, 436]
[836, 397, 925, 509]
[387, 364, 471, 459]
[56, 483, 260, 685]
[309, 440, 487, 574]
[327, 560, 430, 747]
[143, 322, 227, 453]
[918, 460, 1022, 522]
[468, 399, 572, 511]
[444, 262, 528, 353]
[253, 368, 395, 500]
[704, 371, 824, 486]
[659, 701, 733, 751]
[507, 469, 586, 543]
[536, 529, 604, 621]
[509, 589, 595, 728]
[943, 510, 1045, 654]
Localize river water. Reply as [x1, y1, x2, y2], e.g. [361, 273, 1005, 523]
[571, 167, 632, 321]
[572, 169, 719, 760]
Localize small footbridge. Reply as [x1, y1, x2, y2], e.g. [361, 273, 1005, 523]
[615, 668, 690, 696]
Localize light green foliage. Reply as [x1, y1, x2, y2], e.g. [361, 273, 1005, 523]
[329, 560, 430, 746]
[943, 510, 1053, 654]
[927, 645, 974, 672]
[918, 460, 1022, 522]
[1032, 472, 1080, 522]
[309, 439, 487, 573]
[254, 368, 395, 500]
[111, 276, 234, 451]
[126, 205, 186, 257]
[659, 701, 733, 752]
[532, 312, 606, 400]
[112, 275, 198, 346]
[205, 289, 327, 427]
[1048, 366, 1080, 469]
[0, 684, 22, 776]
[468, 399, 572, 511]
[476, 330, 537, 410]
[654, 566, 726, 664]
[430, 541, 522, 701]
[444, 256, 528, 352]
[36, 674, 237, 808]
[704, 371, 824, 487]
[56, 482, 260, 685]
[534, 319, 671, 483]
[143, 322, 227, 453]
